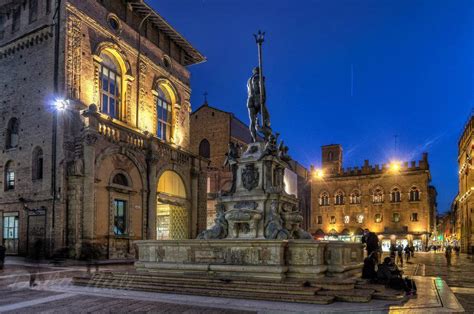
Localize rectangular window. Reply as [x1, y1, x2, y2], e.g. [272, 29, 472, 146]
[113, 199, 127, 235]
[100, 65, 121, 119]
[46, 0, 52, 14]
[29, 0, 38, 23]
[157, 97, 172, 142]
[12, 6, 21, 33]
[392, 212, 400, 223]
[410, 213, 418, 222]
[0, 14, 5, 40]
[317, 216, 322, 224]
[3, 214, 19, 239]
[330, 216, 336, 224]
[6, 170, 15, 190]
[374, 214, 382, 223]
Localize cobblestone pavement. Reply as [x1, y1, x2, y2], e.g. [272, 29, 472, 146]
[0, 258, 253, 313]
[391, 251, 474, 312]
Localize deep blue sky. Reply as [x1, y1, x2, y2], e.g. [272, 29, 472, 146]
[149, 0, 474, 214]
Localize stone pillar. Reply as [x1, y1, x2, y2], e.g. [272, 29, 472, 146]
[191, 164, 199, 238]
[146, 142, 158, 240]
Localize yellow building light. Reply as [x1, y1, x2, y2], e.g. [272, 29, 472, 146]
[389, 161, 401, 173]
[313, 168, 324, 180]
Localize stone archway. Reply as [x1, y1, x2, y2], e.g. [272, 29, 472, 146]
[156, 170, 189, 239]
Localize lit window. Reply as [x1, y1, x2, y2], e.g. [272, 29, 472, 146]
[392, 212, 400, 223]
[410, 187, 420, 202]
[410, 213, 418, 222]
[320, 192, 329, 206]
[344, 215, 350, 224]
[4, 161, 15, 191]
[3, 214, 19, 239]
[335, 191, 344, 205]
[374, 213, 382, 223]
[391, 188, 401, 203]
[156, 87, 172, 142]
[350, 190, 361, 204]
[114, 199, 127, 235]
[330, 216, 336, 224]
[373, 188, 384, 203]
[99, 52, 122, 119]
[357, 214, 364, 224]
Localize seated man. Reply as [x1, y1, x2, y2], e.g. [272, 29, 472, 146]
[362, 251, 378, 281]
[377, 257, 417, 296]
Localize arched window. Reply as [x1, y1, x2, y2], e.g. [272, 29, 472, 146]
[4, 161, 15, 191]
[335, 190, 344, 205]
[112, 173, 129, 186]
[156, 86, 172, 142]
[373, 187, 384, 203]
[350, 190, 361, 204]
[6, 118, 19, 149]
[374, 213, 382, 223]
[32, 147, 43, 180]
[199, 139, 210, 159]
[320, 192, 329, 206]
[99, 51, 122, 119]
[409, 187, 420, 202]
[390, 187, 401, 203]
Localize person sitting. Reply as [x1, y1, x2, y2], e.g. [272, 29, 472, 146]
[377, 257, 417, 296]
[362, 251, 378, 281]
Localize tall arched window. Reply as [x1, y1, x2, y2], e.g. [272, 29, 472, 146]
[99, 51, 122, 119]
[6, 118, 19, 149]
[32, 147, 43, 180]
[390, 187, 401, 203]
[350, 189, 361, 204]
[156, 86, 172, 142]
[199, 139, 210, 159]
[409, 186, 420, 201]
[320, 192, 329, 206]
[335, 190, 344, 205]
[373, 187, 384, 203]
[4, 161, 15, 191]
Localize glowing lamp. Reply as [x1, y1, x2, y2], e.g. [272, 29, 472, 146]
[54, 99, 67, 111]
[313, 169, 324, 180]
[389, 161, 401, 172]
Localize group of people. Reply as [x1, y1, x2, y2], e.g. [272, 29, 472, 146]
[362, 229, 417, 296]
[389, 243, 415, 267]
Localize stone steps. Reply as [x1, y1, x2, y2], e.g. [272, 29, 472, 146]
[73, 272, 404, 305]
[73, 274, 335, 305]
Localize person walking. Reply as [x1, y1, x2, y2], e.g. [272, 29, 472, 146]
[0, 240, 6, 270]
[396, 244, 404, 268]
[445, 245, 453, 267]
[404, 245, 411, 263]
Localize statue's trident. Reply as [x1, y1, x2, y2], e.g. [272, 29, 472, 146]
[254, 30, 265, 129]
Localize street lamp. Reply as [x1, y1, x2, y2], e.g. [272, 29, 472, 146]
[313, 168, 324, 180]
[389, 161, 401, 173]
[54, 99, 67, 111]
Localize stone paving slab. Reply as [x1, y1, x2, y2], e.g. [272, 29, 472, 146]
[7, 275, 461, 313]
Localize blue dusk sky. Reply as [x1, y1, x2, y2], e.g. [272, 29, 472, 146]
[148, 0, 474, 214]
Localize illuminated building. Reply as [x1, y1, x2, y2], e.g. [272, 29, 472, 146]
[0, 0, 208, 258]
[310, 144, 437, 251]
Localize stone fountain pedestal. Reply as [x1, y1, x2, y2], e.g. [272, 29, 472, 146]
[134, 142, 363, 281]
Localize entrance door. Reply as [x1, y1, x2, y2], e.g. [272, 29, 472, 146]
[3, 213, 19, 254]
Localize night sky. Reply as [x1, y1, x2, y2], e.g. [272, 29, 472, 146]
[149, 0, 474, 214]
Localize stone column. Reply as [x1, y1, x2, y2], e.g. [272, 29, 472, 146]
[146, 141, 159, 240]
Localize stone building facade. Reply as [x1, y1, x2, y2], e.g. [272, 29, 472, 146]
[310, 144, 436, 251]
[190, 103, 311, 230]
[0, 0, 208, 258]
[457, 113, 474, 253]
